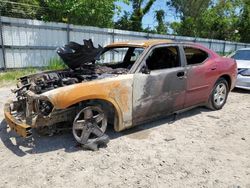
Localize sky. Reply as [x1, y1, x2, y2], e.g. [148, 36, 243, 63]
[114, 0, 180, 29]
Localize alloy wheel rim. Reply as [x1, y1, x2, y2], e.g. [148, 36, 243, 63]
[73, 106, 107, 144]
[213, 83, 227, 106]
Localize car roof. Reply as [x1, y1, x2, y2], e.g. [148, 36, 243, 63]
[106, 39, 174, 48]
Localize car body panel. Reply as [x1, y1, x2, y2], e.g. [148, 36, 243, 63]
[42, 74, 134, 131]
[132, 67, 187, 125]
[236, 74, 250, 90]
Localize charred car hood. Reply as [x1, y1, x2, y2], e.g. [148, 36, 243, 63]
[57, 39, 103, 70]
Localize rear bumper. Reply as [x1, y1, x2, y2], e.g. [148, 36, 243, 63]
[235, 74, 250, 90]
[4, 102, 32, 137]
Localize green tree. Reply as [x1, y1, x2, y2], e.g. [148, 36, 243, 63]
[155, 9, 167, 34]
[130, 0, 156, 31]
[114, 11, 133, 30]
[238, 0, 250, 42]
[115, 0, 156, 31]
[169, 0, 242, 41]
[0, 0, 117, 28]
[39, 0, 116, 27]
[197, 0, 241, 41]
[167, 0, 211, 36]
[0, 0, 40, 19]
[167, 0, 211, 19]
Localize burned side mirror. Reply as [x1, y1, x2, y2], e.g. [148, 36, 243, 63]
[141, 65, 150, 74]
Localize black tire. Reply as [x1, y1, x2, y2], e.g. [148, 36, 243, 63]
[207, 78, 229, 110]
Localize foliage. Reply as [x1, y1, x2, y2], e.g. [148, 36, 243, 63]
[169, 0, 243, 41]
[0, 0, 117, 28]
[238, 0, 250, 42]
[167, 0, 211, 19]
[114, 11, 133, 30]
[115, 0, 157, 31]
[155, 10, 167, 34]
[167, 0, 211, 36]
[0, 0, 40, 19]
[197, 0, 241, 41]
[39, 0, 116, 27]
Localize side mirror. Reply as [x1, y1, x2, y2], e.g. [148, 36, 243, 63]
[141, 66, 150, 74]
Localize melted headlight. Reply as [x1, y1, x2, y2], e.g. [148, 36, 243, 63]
[38, 100, 53, 116]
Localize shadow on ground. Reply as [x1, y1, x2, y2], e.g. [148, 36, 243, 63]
[232, 88, 250, 94]
[0, 106, 210, 157]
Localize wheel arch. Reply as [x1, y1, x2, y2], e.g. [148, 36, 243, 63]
[218, 74, 232, 90]
[73, 98, 123, 132]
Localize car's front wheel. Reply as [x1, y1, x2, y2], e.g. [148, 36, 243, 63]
[72, 106, 108, 145]
[207, 78, 229, 110]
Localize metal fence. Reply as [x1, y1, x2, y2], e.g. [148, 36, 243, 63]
[0, 16, 250, 69]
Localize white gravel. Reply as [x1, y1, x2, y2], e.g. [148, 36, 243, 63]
[0, 85, 249, 188]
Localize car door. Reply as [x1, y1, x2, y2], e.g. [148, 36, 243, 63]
[183, 45, 216, 108]
[132, 44, 187, 125]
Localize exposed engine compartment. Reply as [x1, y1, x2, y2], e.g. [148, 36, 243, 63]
[13, 65, 129, 96]
[13, 39, 131, 96]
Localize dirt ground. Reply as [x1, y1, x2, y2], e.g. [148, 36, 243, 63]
[0, 85, 249, 188]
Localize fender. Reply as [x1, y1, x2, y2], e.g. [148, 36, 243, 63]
[42, 74, 134, 131]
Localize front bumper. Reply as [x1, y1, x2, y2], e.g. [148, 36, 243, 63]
[235, 74, 250, 90]
[4, 102, 32, 137]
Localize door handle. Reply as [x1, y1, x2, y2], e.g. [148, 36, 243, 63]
[177, 71, 185, 78]
[211, 67, 217, 70]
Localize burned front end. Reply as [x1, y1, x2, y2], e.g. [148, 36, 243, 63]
[4, 39, 131, 138]
[4, 70, 89, 137]
[4, 39, 144, 142]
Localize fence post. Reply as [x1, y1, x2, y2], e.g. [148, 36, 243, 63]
[66, 23, 70, 43]
[209, 39, 212, 49]
[235, 43, 238, 51]
[0, 10, 6, 70]
[223, 42, 226, 55]
[112, 29, 115, 61]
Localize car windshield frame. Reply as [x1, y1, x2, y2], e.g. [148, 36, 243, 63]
[95, 46, 145, 72]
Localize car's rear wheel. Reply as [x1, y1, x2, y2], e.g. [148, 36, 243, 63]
[72, 106, 107, 145]
[207, 78, 229, 110]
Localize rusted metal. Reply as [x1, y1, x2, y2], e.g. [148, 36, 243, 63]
[4, 102, 32, 137]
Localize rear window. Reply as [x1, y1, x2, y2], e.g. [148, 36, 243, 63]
[184, 47, 209, 65]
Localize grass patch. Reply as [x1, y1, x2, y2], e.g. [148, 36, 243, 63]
[47, 58, 67, 70]
[0, 58, 68, 86]
[0, 68, 37, 85]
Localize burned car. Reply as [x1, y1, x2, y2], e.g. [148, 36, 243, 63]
[4, 39, 237, 148]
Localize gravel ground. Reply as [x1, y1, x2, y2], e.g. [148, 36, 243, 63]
[0, 85, 249, 188]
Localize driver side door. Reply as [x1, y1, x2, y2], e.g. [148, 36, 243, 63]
[132, 44, 187, 125]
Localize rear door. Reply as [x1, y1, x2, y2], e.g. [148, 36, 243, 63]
[183, 45, 217, 108]
[132, 44, 187, 125]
